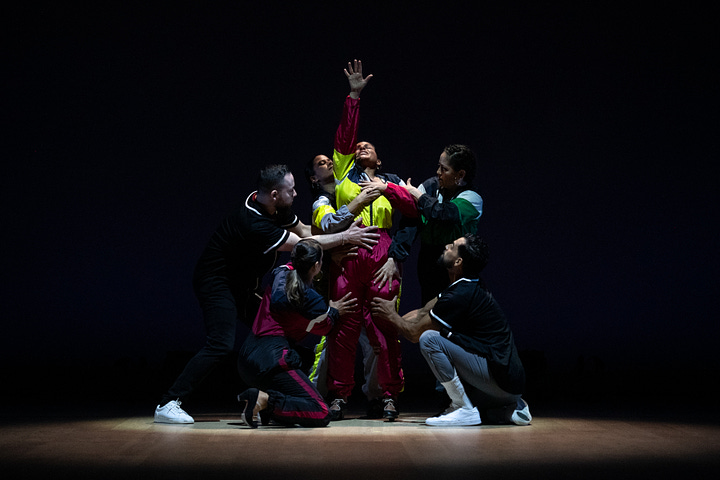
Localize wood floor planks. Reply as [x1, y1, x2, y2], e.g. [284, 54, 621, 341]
[2, 409, 719, 479]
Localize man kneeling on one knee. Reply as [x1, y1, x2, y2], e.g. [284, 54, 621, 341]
[371, 234, 532, 426]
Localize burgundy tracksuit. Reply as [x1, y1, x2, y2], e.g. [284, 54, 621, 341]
[238, 264, 338, 427]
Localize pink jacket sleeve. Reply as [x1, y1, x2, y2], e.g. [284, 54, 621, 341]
[383, 182, 419, 219]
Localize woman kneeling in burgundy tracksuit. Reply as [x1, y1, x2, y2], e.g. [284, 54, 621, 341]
[237, 239, 356, 428]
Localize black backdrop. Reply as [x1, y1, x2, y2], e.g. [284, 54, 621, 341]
[3, 2, 718, 409]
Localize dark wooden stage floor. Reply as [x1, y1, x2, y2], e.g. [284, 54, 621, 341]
[2, 399, 719, 480]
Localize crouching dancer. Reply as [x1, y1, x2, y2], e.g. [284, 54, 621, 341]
[237, 239, 357, 428]
[371, 234, 531, 426]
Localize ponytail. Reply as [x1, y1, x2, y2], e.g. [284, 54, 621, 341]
[285, 269, 305, 308]
[286, 239, 323, 308]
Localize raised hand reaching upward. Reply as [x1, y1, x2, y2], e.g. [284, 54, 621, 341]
[345, 59, 373, 98]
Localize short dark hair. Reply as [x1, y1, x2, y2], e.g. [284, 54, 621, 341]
[443, 144, 477, 186]
[257, 164, 291, 194]
[457, 234, 489, 278]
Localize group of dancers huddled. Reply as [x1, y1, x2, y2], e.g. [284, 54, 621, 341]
[154, 60, 532, 428]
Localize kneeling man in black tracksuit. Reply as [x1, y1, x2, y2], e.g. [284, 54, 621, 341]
[371, 234, 532, 426]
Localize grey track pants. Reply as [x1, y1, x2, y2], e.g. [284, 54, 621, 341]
[419, 330, 521, 409]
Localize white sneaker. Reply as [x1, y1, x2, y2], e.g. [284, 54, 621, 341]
[440, 402, 462, 416]
[154, 399, 194, 424]
[511, 399, 532, 426]
[430, 402, 461, 418]
[426, 406, 481, 426]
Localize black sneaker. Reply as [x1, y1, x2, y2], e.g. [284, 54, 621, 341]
[237, 388, 260, 428]
[382, 398, 399, 421]
[329, 398, 347, 421]
[259, 409, 271, 426]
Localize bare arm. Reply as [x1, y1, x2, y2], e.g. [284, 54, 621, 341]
[280, 219, 380, 252]
[371, 296, 438, 343]
[289, 220, 313, 239]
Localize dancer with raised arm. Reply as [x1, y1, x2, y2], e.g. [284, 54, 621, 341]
[319, 60, 417, 421]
